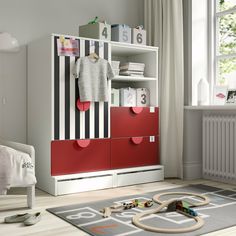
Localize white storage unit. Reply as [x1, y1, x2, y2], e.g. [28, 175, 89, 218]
[28, 34, 163, 196]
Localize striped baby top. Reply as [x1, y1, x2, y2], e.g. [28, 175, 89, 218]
[73, 56, 114, 102]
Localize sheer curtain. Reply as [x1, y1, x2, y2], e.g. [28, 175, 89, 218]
[144, 0, 184, 178]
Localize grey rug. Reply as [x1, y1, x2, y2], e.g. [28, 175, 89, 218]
[47, 184, 236, 236]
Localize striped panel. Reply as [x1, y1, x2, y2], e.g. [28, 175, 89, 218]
[53, 36, 109, 140]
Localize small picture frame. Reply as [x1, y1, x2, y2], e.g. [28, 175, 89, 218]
[213, 86, 227, 105]
[225, 89, 236, 104]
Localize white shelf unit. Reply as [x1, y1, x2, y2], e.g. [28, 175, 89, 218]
[28, 34, 163, 196]
[110, 42, 159, 107]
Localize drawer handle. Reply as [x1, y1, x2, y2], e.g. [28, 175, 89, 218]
[131, 107, 143, 114]
[131, 137, 143, 145]
[77, 98, 90, 111]
[76, 139, 90, 148]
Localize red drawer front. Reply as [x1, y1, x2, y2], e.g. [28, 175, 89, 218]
[111, 107, 159, 138]
[111, 136, 159, 169]
[51, 139, 110, 176]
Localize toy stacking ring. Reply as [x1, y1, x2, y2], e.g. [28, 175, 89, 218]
[132, 192, 210, 234]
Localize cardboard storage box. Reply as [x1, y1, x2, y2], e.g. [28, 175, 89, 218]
[136, 88, 150, 107]
[111, 88, 120, 107]
[111, 24, 131, 43]
[111, 60, 120, 69]
[132, 28, 146, 45]
[120, 88, 136, 107]
[79, 22, 111, 41]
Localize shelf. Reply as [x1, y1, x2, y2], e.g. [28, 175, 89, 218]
[111, 42, 158, 56]
[112, 76, 157, 82]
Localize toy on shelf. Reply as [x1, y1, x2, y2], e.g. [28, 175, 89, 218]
[88, 16, 99, 24]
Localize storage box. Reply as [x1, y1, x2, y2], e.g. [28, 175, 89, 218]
[120, 88, 136, 107]
[111, 24, 131, 43]
[113, 69, 120, 76]
[132, 28, 146, 45]
[111, 88, 120, 107]
[79, 22, 111, 41]
[136, 88, 150, 107]
[111, 60, 120, 69]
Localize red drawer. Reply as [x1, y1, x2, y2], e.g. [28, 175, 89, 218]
[111, 136, 159, 169]
[111, 107, 159, 137]
[51, 139, 110, 176]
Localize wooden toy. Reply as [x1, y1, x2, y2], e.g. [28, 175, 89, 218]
[132, 192, 210, 234]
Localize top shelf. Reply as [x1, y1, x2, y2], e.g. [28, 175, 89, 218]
[111, 41, 158, 56]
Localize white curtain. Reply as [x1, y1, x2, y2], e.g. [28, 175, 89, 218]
[144, 0, 184, 178]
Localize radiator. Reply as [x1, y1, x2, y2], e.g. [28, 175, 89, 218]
[203, 115, 236, 182]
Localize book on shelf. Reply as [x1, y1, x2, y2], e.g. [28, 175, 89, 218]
[120, 70, 144, 75]
[119, 72, 144, 77]
[119, 62, 145, 72]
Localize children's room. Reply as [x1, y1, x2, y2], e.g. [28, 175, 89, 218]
[0, 0, 236, 235]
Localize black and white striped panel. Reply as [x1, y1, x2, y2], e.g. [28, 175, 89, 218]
[53, 36, 109, 140]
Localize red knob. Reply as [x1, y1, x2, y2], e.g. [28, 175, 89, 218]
[76, 139, 90, 148]
[77, 98, 90, 111]
[131, 137, 143, 145]
[131, 107, 143, 114]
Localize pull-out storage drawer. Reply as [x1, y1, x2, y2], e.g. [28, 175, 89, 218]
[111, 136, 159, 169]
[111, 107, 159, 137]
[51, 139, 110, 176]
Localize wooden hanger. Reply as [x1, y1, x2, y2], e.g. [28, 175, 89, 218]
[88, 52, 99, 59]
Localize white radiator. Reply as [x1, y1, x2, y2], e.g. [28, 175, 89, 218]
[203, 115, 236, 183]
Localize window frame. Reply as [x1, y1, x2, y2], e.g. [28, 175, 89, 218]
[209, 0, 236, 104]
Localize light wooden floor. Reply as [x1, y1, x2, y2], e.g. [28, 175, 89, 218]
[0, 179, 236, 236]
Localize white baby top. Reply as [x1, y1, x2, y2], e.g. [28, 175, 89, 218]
[73, 56, 114, 102]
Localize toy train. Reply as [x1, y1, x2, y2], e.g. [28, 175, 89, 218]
[176, 200, 198, 217]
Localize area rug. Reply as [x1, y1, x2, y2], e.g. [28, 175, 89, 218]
[47, 184, 236, 236]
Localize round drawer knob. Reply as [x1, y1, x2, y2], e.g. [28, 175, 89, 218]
[131, 107, 143, 114]
[131, 137, 143, 145]
[76, 139, 91, 148]
[77, 98, 90, 111]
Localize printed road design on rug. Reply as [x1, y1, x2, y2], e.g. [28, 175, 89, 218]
[47, 185, 236, 236]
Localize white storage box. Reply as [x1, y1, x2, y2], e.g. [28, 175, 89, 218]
[79, 22, 111, 41]
[136, 88, 150, 107]
[113, 69, 120, 76]
[120, 88, 136, 107]
[111, 60, 120, 69]
[111, 88, 120, 107]
[132, 28, 146, 45]
[111, 24, 131, 43]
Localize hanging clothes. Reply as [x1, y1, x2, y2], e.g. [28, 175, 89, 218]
[73, 56, 114, 102]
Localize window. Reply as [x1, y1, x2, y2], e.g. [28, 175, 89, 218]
[215, 0, 236, 86]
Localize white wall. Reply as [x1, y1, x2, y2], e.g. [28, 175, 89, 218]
[0, 0, 143, 142]
[0, 0, 143, 46]
[0, 47, 27, 142]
